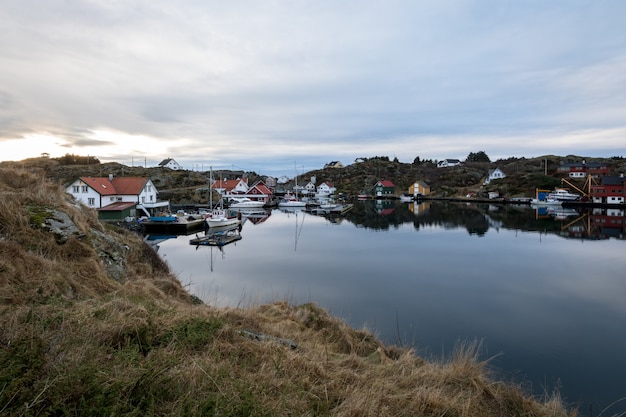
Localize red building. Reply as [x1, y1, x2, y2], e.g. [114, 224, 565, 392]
[590, 175, 626, 205]
[558, 161, 611, 178]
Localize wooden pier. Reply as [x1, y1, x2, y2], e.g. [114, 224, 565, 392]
[189, 226, 242, 247]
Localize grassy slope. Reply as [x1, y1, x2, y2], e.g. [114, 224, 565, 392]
[0, 166, 577, 416]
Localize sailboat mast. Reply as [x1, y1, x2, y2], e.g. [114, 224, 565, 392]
[209, 166, 213, 209]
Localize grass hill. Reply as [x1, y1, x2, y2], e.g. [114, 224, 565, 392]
[0, 163, 579, 416]
[5, 154, 624, 205]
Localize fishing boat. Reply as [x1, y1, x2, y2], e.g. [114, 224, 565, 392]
[206, 167, 241, 228]
[547, 188, 581, 201]
[530, 188, 562, 206]
[206, 208, 241, 228]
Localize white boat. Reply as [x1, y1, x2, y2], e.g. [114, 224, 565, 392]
[278, 194, 306, 208]
[399, 194, 414, 202]
[547, 188, 581, 201]
[531, 188, 563, 206]
[228, 197, 265, 209]
[206, 166, 241, 228]
[206, 208, 241, 228]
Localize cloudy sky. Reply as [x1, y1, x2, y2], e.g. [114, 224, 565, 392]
[1, 1, 625, 176]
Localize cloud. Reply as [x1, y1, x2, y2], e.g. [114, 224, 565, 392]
[1, 1, 626, 174]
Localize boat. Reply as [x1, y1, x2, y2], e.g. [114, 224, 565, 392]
[206, 166, 241, 228]
[227, 197, 266, 209]
[399, 193, 414, 202]
[530, 188, 562, 206]
[206, 208, 241, 228]
[190, 224, 242, 247]
[278, 193, 307, 208]
[547, 188, 581, 201]
[279, 163, 307, 208]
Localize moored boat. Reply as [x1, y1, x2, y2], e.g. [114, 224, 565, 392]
[278, 193, 307, 208]
[547, 188, 581, 201]
[227, 197, 266, 209]
[205, 208, 241, 228]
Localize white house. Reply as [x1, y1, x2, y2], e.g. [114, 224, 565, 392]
[437, 159, 462, 168]
[158, 158, 183, 170]
[316, 182, 337, 196]
[65, 175, 169, 217]
[324, 161, 344, 169]
[483, 168, 506, 185]
[303, 181, 317, 195]
[212, 178, 249, 196]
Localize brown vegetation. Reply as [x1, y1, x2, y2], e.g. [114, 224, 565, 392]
[0, 165, 578, 416]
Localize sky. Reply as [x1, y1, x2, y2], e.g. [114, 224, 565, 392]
[1, 1, 625, 177]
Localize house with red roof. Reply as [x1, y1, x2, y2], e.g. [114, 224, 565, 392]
[242, 180, 274, 203]
[212, 178, 249, 195]
[317, 181, 336, 196]
[373, 180, 395, 198]
[66, 175, 169, 220]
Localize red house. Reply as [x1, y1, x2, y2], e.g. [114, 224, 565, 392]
[558, 161, 611, 178]
[590, 175, 626, 205]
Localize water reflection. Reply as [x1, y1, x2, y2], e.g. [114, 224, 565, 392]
[336, 200, 625, 241]
[154, 201, 626, 412]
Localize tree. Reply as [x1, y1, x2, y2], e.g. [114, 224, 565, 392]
[466, 151, 490, 163]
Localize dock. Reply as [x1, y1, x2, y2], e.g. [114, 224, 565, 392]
[141, 217, 206, 234]
[189, 227, 242, 247]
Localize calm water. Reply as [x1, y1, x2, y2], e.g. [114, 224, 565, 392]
[153, 201, 626, 413]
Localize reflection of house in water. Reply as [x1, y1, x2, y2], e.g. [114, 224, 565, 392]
[589, 208, 625, 239]
[408, 201, 430, 216]
[375, 199, 395, 215]
[562, 208, 625, 240]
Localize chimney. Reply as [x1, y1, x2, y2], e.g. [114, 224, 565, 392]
[109, 174, 113, 182]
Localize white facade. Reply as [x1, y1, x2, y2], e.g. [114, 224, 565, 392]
[316, 182, 336, 195]
[303, 181, 316, 194]
[67, 180, 103, 208]
[66, 178, 159, 209]
[437, 159, 462, 168]
[158, 158, 183, 170]
[484, 168, 506, 185]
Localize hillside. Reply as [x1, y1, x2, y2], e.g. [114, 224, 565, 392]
[0, 164, 579, 416]
[5, 154, 624, 205]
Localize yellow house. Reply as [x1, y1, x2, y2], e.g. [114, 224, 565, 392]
[409, 180, 430, 197]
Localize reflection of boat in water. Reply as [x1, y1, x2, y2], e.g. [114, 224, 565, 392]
[240, 209, 271, 225]
[547, 206, 580, 220]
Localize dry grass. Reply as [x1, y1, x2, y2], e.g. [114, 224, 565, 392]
[0, 166, 579, 416]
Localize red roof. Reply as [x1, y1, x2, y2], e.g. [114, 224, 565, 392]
[376, 180, 395, 187]
[80, 177, 149, 196]
[213, 178, 248, 191]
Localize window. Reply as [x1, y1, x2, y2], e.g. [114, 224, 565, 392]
[142, 196, 146, 203]
[72, 185, 79, 193]
[88, 198, 95, 206]
[150, 195, 154, 202]
[81, 185, 88, 193]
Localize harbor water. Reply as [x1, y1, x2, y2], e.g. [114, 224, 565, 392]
[153, 201, 626, 414]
